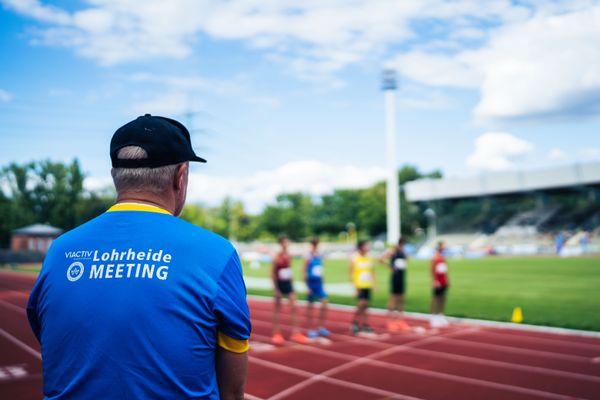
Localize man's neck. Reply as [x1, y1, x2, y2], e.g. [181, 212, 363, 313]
[116, 193, 175, 215]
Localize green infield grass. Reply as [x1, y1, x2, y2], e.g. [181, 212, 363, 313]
[4, 256, 599, 331]
[243, 256, 600, 331]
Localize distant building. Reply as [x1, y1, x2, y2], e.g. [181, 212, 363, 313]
[11, 224, 63, 254]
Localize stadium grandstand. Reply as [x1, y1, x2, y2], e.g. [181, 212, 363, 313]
[405, 162, 600, 258]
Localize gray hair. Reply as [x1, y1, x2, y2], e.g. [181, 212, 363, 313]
[111, 146, 181, 194]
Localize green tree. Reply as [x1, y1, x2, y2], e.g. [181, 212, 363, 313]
[260, 193, 314, 240]
[358, 182, 386, 236]
[0, 159, 113, 247]
[180, 204, 209, 227]
[181, 199, 260, 242]
[313, 189, 363, 235]
[229, 201, 259, 242]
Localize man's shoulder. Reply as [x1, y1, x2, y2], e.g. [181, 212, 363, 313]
[49, 214, 107, 249]
[51, 213, 234, 253]
[170, 218, 234, 250]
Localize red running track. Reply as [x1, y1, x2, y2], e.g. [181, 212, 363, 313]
[1, 270, 600, 399]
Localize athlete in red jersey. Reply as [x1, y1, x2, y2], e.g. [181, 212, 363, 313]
[430, 241, 450, 328]
[271, 235, 308, 345]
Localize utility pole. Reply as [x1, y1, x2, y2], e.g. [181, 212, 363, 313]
[382, 69, 400, 244]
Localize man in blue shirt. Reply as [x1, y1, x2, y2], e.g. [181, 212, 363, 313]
[27, 114, 251, 399]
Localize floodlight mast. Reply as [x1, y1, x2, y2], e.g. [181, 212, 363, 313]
[382, 70, 400, 244]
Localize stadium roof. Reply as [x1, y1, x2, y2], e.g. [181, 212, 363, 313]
[12, 224, 63, 236]
[405, 161, 600, 202]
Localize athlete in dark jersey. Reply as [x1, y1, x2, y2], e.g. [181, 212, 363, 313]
[304, 238, 329, 338]
[379, 238, 410, 332]
[271, 235, 308, 345]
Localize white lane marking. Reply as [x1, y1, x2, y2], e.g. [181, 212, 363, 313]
[469, 329, 600, 352]
[0, 364, 28, 381]
[250, 342, 276, 352]
[250, 356, 417, 400]
[442, 337, 593, 363]
[260, 306, 595, 390]
[403, 346, 600, 383]
[0, 299, 25, 314]
[315, 337, 332, 345]
[0, 328, 41, 360]
[249, 307, 446, 345]
[251, 310, 599, 397]
[250, 331, 577, 400]
[244, 393, 265, 400]
[250, 312, 470, 353]
[592, 357, 600, 364]
[356, 331, 391, 340]
[250, 306, 596, 363]
[248, 295, 600, 339]
[266, 332, 439, 400]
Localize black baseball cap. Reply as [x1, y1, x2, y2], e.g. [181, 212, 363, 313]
[110, 114, 207, 168]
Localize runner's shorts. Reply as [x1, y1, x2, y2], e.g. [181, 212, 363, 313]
[391, 269, 406, 295]
[433, 285, 448, 297]
[357, 288, 372, 301]
[277, 280, 294, 296]
[307, 280, 327, 302]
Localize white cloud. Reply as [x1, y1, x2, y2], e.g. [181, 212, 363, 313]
[186, 160, 387, 213]
[6, 0, 600, 120]
[392, 51, 481, 88]
[467, 132, 534, 171]
[83, 176, 113, 192]
[0, 89, 12, 102]
[2, 0, 70, 24]
[398, 85, 455, 110]
[547, 148, 568, 161]
[580, 148, 600, 160]
[84, 160, 386, 212]
[3, 0, 527, 74]
[391, 5, 600, 121]
[474, 6, 600, 121]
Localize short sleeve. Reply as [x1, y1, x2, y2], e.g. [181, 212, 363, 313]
[213, 251, 252, 352]
[27, 285, 41, 342]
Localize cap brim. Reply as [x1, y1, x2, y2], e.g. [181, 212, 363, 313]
[191, 155, 207, 163]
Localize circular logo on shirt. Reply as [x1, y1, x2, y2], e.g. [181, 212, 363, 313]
[66, 262, 84, 282]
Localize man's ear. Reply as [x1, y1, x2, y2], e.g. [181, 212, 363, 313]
[174, 163, 189, 191]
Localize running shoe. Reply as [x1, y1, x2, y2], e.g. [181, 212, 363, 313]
[360, 325, 374, 333]
[396, 320, 411, 331]
[290, 332, 309, 344]
[307, 330, 318, 339]
[271, 333, 284, 345]
[317, 327, 330, 337]
[430, 315, 443, 328]
[350, 323, 360, 334]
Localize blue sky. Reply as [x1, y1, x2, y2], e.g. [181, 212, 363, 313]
[0, 0, 599, 211]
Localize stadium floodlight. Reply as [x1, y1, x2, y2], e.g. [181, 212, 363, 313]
[382, 69, 400, 244]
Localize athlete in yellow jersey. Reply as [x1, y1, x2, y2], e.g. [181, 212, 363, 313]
[349, 240, 376, 333]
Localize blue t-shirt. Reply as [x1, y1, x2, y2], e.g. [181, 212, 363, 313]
[306, 254, 324, 283]
[27, 203, 251, 399]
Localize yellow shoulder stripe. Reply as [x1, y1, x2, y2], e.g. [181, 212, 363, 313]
[107, 203, 171, 215]
[218, 332, 249, 353]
